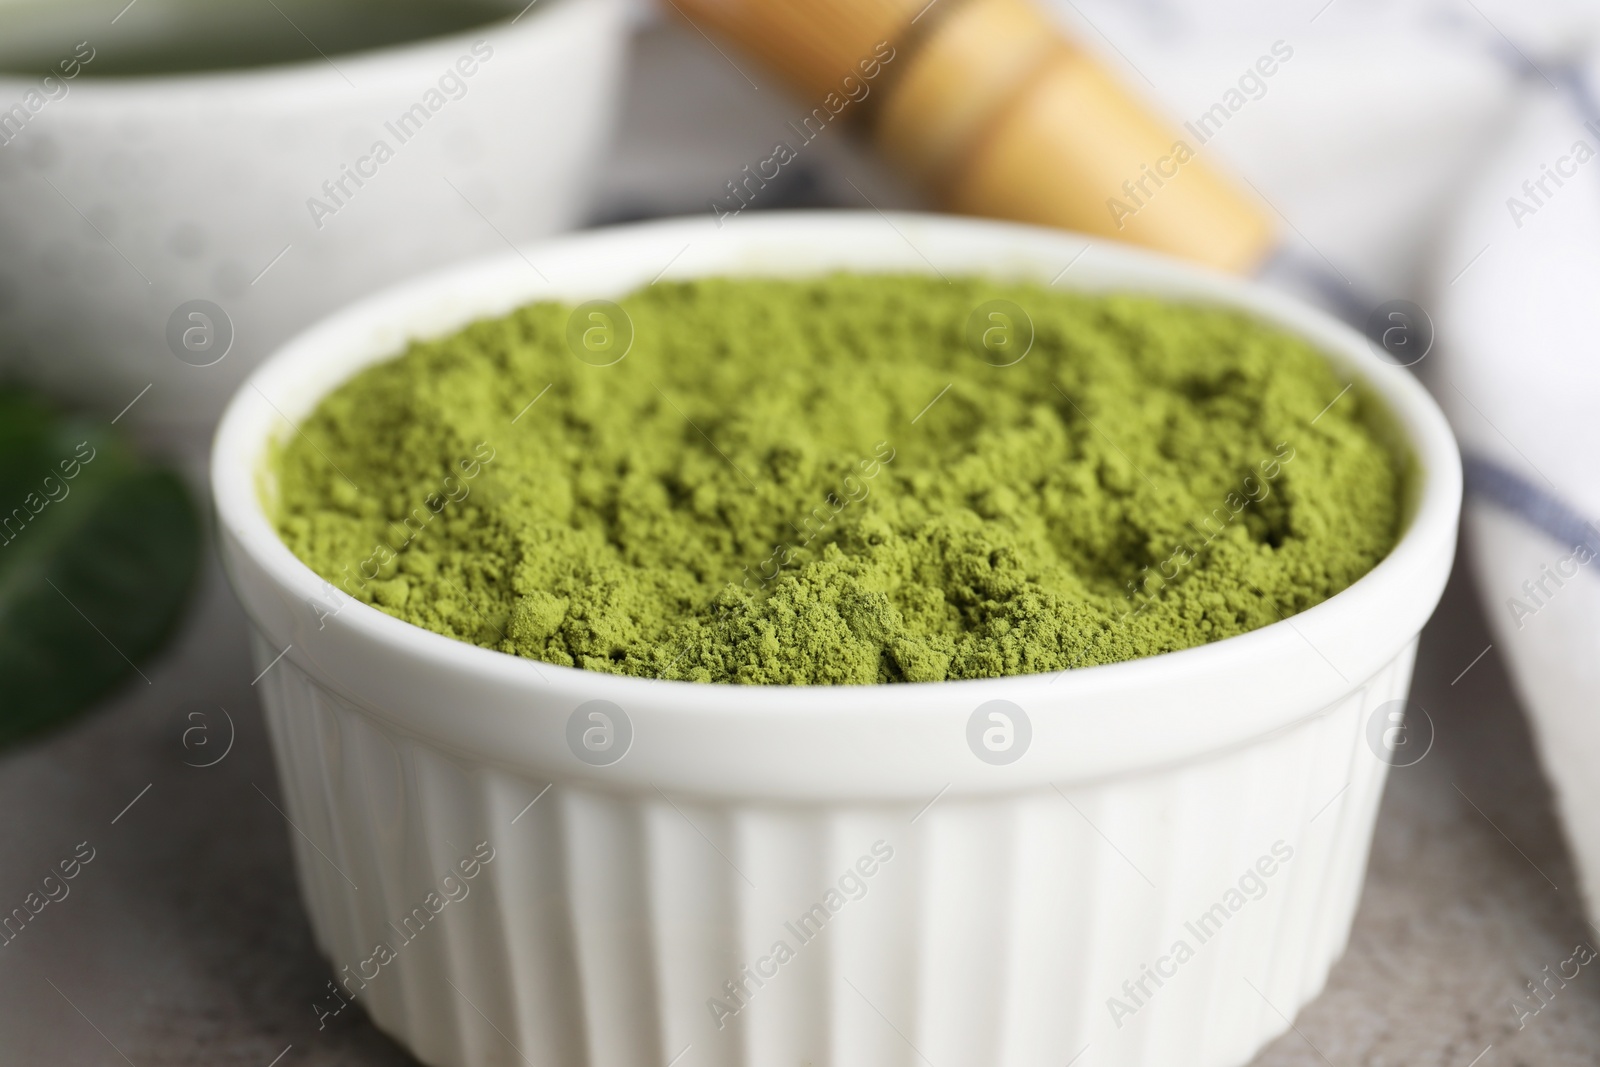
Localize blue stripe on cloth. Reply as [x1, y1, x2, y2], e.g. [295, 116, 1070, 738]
[1463, 453, 1600, 557]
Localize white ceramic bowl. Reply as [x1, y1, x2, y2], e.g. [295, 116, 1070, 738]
[0, 0, 627, 437]
[214, 213, 1461, 1067]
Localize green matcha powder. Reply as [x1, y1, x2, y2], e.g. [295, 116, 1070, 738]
[273, 274, 1401, 684]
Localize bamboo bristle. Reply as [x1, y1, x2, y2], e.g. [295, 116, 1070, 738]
[874, 0, 1058, 183]
[671, 0, 1278, 272]
[669, 0, 926, 100]
[946, 45, 1277, 270]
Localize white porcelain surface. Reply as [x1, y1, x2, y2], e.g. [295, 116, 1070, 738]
[213, 213, 1462, 1067]
[0, 0, 627, 432]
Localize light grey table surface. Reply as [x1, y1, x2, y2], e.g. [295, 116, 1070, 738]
[4, 22, 1599, 1067]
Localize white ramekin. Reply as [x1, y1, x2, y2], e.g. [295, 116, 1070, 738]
[214, 213, 1460, 1067]
[0, 0, 627, 434]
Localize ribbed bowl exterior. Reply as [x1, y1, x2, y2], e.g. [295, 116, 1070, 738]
[258, 633, 1412, 1067]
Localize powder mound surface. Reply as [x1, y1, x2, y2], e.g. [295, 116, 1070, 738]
[273, 274, 1402, 684]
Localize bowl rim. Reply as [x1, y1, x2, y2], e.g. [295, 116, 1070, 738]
[211, 211, 1461, 788]
[0, 0, 594, 92]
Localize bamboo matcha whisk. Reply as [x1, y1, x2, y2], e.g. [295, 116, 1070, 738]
[671, 0, 1277, 273]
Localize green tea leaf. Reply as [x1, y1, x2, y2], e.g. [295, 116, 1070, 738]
[0, 390, 201, 746]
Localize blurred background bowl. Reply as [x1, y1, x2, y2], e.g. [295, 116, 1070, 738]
[0, 0, 629, 455]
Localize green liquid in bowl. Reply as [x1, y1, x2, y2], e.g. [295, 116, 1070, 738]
[0, 0, 518, 77]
